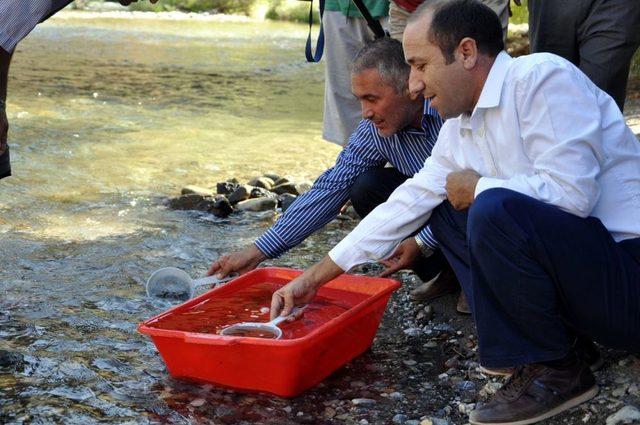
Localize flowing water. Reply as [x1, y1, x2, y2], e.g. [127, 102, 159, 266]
[0, 12, 355, 424]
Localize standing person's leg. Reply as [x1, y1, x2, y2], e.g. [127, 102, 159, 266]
[431, 189, 640, 424]
[322, 12, 378, 147]
[480, 0, 509, 42]
[350, 167, 449, 289]
[577, 0, 640, 112]
[387, 1, 411, 41]
[527, 0, 587, 65]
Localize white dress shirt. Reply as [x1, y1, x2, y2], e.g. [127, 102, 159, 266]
[329, 51, 640, 271]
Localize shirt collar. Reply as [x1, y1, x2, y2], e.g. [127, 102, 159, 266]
[474, 50, 513, 110]
[423, 97, 439, 117]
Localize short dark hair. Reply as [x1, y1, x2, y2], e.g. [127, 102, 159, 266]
[351, 37, 409, 93]
[411, 0, 504, 64]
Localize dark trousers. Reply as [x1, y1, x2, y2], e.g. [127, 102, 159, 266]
[350, 167, 447, 282]
[430, 188, 640, 368]
[528, 0, 640, 111]
[0, 146, 10, 180]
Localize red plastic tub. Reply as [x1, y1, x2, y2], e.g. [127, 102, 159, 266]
[138, 267, 400, 397]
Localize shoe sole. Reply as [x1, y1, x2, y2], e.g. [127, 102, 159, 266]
[469, 385, 599, 425]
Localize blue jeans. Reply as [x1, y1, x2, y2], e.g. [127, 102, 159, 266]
[431, 188, 640, 367]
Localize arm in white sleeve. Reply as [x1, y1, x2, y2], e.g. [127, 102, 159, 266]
[329, 134, 455, 271]
[475, 62, 603, 217]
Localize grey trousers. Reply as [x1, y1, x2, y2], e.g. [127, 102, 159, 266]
[528, 0, 640, 112]
[322, 12, 388, 146]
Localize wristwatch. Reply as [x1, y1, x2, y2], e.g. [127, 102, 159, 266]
[414, 236, 434, 258]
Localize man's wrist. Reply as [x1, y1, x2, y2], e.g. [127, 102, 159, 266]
[414, 236, 434, 258]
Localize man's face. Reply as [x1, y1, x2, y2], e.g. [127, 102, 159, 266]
[351, 69, 421, 137]
[403, 13, 474, 119]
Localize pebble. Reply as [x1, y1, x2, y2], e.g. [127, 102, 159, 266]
[283, 406, 292, 414]
[189, 398, 205, 407]
[392, 413, 407, 424]
[389, 391, 404, 400]
[405, 421, 420, 425]
[437, 373, 449, 381]
[403, 359, 417, 366]
[404, 328, 422, 337]
[606, 405, 640, 425]
[181, 185, 213, 197]
[351, 398, 377, 406]
[423, 341, 439, 349]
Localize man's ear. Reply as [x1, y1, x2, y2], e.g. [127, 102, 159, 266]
[457, 37, 478, 70]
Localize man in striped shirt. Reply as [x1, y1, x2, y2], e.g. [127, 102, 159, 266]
[0, 0, 157, 180]
[209, 37, 468, 312]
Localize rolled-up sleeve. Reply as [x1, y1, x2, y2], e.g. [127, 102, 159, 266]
[328, 130, 454, 271]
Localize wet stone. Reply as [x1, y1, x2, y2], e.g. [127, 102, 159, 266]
[352, 398, 377, 406]
[181, 185, 213, 197]
[168, 193, 214, 212]
[235, 198, 277, 212]
[227, 185, 254, 204]
[272, 182, 300, 196]
[211, 195, 233, 217]
[606, 405, 640, 425]
[0, 349, 24, 371]
[249, 187, 274, 199]
[393, 413, 408, 423]
[279, 193, 297, 212]
[216, 180, 240, 195]
[248, 176, 275, 190]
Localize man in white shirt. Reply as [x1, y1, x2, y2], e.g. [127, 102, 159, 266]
[269, 0, 640, 423]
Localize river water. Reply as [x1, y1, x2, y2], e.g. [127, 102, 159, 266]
[0, 13, 354, 424]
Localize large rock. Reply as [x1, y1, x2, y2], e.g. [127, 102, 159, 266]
[248, 176, 275, 190]
[168, 194, 233, 218]
[227, 185, 254, 204]
[235, 198, 277, 212]
[216, 180, 240, 195]
[181, 185, 214, 197]
[168, 194, 215, 211]
[250, 187, 276, 199]
[212, 196, 233, 218]
[274, 177, 291, 186]
[606, 406, 640, 425]
[0, 350, 24, 372]
[272, 183, 300, 196]
[263, 173, 280, 182]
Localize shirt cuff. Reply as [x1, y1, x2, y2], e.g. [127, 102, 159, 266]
[475, 176, 508, 198]
[416, 226, 439, 250]
[254, 229, 290, 259]
[327, 243, 354, 272]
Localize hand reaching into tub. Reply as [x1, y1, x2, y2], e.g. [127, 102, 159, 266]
[207, 244, 267, 279]
[270, 256, 344, 320]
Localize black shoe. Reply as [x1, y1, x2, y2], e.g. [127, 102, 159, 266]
[573, 336, 604, 372]
[469, 361, 598, 425]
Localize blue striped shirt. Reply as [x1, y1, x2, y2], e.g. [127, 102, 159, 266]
[255, 100, 444, 259]
[0, 0, 72, 53]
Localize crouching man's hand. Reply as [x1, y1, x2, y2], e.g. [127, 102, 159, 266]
[270, 256, 344, 320]
[378, 237, 421, 277]
[207, 244, 267, 279]
[445, 170, 480, 210]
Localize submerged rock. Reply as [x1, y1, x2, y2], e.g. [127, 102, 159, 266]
[0, 349, 24, 371]
[212, 196, 233, 217]
[250, 187, 275, 199]
[168, 194, 214, 211]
